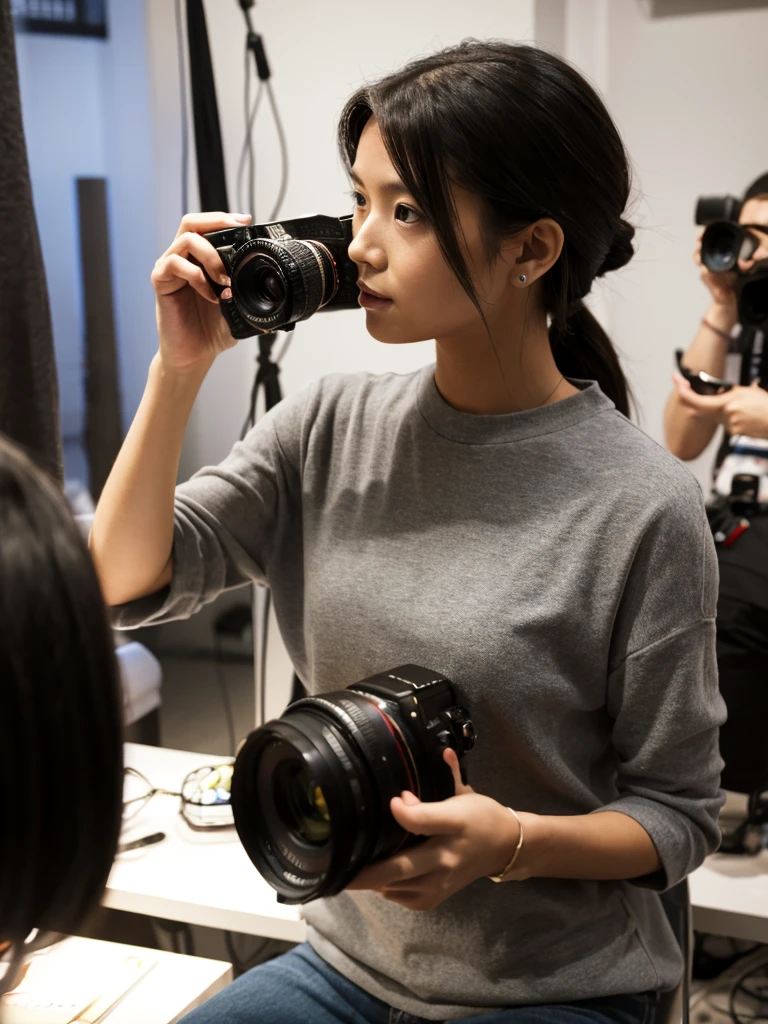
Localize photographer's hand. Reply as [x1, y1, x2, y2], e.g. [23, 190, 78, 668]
[346, 747, 661, 911]
[152, 212, 252, 373]
[345, 749, 533, 911]
[672, 373, 768, 438]
[694, 228, 738, 315]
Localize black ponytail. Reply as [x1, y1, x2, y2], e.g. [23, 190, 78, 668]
[550, 305, 631, 418]
[339, 40, 635, 416]
[549, 217, 636, 417]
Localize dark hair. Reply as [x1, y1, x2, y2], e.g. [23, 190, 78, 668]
[0, 435, 123, 953]
[744, 172, 768, 203]
[338, 40, 635, 417]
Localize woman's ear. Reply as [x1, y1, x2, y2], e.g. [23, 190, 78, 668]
[505, 218, 564, 287]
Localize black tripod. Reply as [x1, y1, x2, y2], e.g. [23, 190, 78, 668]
[241, 333, 306, 719]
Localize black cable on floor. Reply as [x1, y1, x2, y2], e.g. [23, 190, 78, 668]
[729, 961, 768, 1023]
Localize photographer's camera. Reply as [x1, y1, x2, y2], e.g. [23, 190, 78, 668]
[230, 664, 475, 905]
[202, 214, 359, 338]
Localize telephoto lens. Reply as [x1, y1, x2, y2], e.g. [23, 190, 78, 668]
[230, 665, 476, 905]
[700, 222, 759, 273]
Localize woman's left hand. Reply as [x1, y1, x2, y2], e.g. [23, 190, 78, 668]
[345, 748, 529, 911]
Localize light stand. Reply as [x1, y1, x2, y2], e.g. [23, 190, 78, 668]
[235, 2, 304, 726]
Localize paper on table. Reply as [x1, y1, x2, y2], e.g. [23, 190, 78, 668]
[1, 940, 156, 1024]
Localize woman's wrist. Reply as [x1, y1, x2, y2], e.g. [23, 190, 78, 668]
[499, 810, 661, 883]
[151, 351, 214, 391]
[704, 302, 737, 336]
[487, 809, 547, 882]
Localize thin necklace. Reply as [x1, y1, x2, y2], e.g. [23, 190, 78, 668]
[539, 374, 564, 407]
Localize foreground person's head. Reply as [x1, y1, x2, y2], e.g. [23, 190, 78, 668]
[0, 436, 123, 993]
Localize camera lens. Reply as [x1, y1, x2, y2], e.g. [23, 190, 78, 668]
[701, 222, 742, 273]
[701, 223, 760, 273]
[230, 238, 339, 330]
[233, 711, 382, 904]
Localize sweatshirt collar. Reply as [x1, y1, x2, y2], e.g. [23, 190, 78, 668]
[416, 364, 616, 445]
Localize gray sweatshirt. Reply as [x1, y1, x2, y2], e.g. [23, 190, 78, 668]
[112, 365, 726, 1020]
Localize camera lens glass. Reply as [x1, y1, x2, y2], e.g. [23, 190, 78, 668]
[701, 222, 742, 273]
[274, 759, 331, 845]
[233, 255, 288, 318]
[701, 223, 760, 273]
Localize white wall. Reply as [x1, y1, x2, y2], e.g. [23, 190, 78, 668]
[144, 0, 536, 479]
[564, 0, 768, 492]
[101, 0, 159, 444]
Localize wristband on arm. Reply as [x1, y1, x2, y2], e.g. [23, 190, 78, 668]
[487, 807, 524, 882]
[702, 318, 733, 344]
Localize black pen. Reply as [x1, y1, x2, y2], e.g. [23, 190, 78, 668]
[118, 831, 166, 853]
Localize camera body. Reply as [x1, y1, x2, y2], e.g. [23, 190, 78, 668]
[695, 193, 743, 227]
[202, 213, 359, 339]
[345, 666, 476, 792]
[695, 194, 768, 329]
[230, 664, 476, 904]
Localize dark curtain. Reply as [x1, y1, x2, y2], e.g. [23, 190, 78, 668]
[0, 0, 63, 484]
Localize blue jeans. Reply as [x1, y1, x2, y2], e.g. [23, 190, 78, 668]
[180, 942, 658, 1024]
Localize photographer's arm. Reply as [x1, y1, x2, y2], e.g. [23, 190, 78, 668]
[663, 302, 733, 460]
[89, 212, 249, 607]
[89, 355, 212, 606]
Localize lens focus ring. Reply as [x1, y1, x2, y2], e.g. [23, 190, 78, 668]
[230, 237, 327, 329]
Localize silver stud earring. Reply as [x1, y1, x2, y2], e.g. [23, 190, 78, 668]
[518, 274, 527, 284]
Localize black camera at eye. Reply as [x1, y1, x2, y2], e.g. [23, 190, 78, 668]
[230, 664, 476, 905]
[202, 214, 359, 339]
[695, 195, 768, 329]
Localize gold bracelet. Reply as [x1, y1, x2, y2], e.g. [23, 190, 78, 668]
[487, 807, 524, 882]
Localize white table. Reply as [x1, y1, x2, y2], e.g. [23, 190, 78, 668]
[2, 935, 231, 1024]
[112, 744, 768, 946]
[687, 789, 768, 943]
[690, 848, 768, 943]
[107, 743, 306, 942]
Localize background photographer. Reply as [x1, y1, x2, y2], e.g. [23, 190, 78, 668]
[665, 173, 768, 475]
[665, 173, 768, 804]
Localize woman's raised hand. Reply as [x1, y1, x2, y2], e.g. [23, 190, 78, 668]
[151, 212, 252, 373]
[694, 227, 738, 317]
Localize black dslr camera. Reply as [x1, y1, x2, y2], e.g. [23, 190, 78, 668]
[202, 214, 359, 338]
[230, 664, 476, 904]
[695, 194, 768, 330]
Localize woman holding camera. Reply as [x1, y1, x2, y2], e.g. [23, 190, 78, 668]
[91, 41, 724, 1024]
[665, 176, 768, 802]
